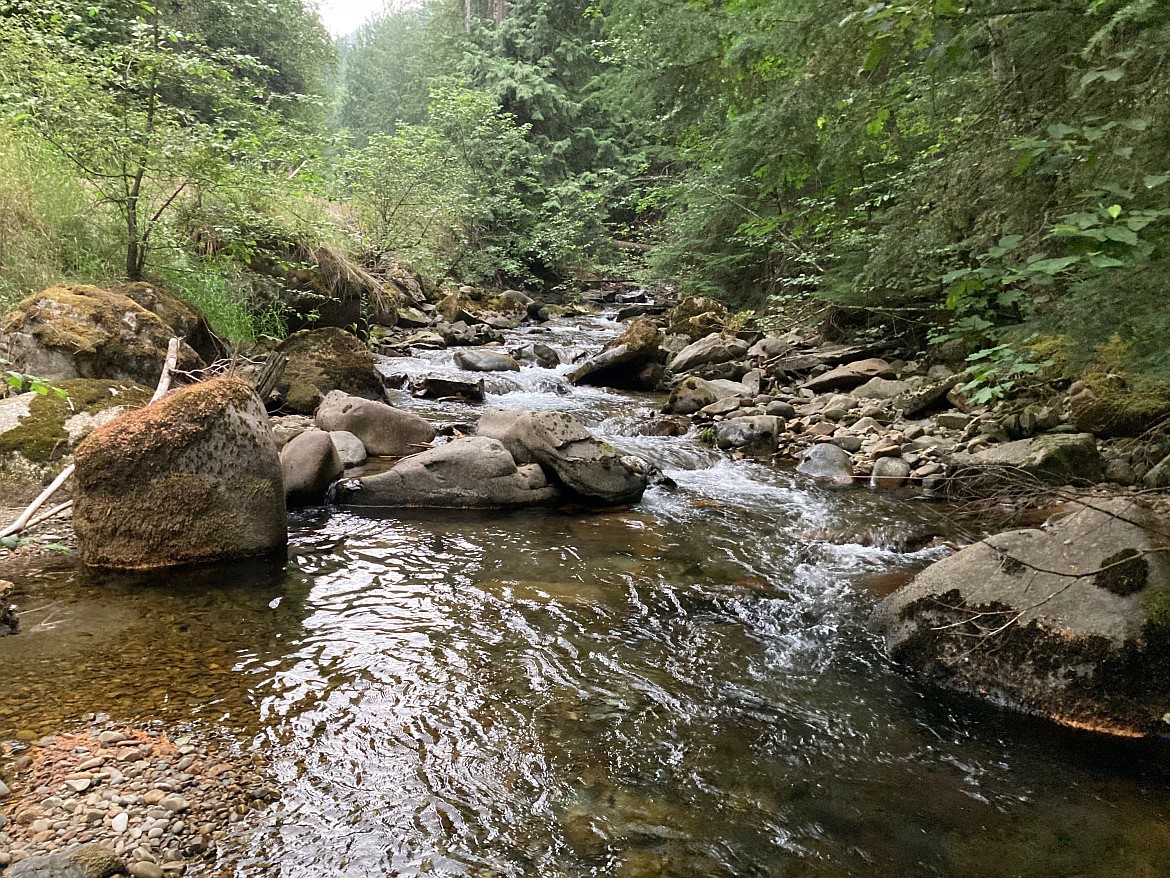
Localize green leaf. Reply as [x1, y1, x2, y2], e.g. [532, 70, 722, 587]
[1088, 253, 1126, 269]
[1103, 226, 1139, 245]
[1143, 174, 1170, 189]
[1027, 255, 1081, 275]
[1107, 204, 1122, 219]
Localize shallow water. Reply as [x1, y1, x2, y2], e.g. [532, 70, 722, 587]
[4, 312, 1170, 877]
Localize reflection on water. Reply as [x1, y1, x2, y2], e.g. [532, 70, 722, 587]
[4, 312, 1170, 878]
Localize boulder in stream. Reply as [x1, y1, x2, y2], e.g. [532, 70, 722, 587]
[477, 408, 649, 505]
[565, 318, 663, 391]
[281, 430, 343, 506]
[796, 443, 855, 486]
[453, 349, 522, 373]
[274, 327, 384, 415]
[337, 436, 558, 508]
[873, 499, 1170, 737]
[73, 377, 287, 569]
[315, 390, 436, 457]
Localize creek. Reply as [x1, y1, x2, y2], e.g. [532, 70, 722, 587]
[3, 311, 1170, 877]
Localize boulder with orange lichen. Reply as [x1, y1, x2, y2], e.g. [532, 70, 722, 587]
[73, 377, 286, 570]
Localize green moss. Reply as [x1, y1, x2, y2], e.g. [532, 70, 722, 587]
[1142, 583, 1170, 630]
[0, 378, 152, 463]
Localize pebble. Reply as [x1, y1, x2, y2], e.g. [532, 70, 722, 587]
[0, 722, 272, 876]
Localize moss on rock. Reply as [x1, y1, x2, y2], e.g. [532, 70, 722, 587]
[0, 285, 205, 385]
[0, 379, 153, 463]
[73, 377, 286, 570]
[274, 327, 383, 415]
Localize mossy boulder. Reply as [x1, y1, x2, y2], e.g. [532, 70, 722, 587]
[873, 499, 1170, 737]
[116, 281, 222, 364]
[565, 318, 664, 391]
[0, 379, 152, 504]
[1069, 382, 1170, 438]
[666, 296, 729, 341]
[274, 327, 383, 415]
[73, 377, 286, 570]
[0, 285, 205, 385]
[0, 379, 153, 464]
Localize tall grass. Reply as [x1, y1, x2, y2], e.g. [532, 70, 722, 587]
[0, 125, 121, 312]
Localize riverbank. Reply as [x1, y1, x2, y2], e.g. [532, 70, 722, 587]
[0, 720, 273, 875]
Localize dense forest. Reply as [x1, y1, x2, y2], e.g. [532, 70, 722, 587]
[2, 0, 1169, 395]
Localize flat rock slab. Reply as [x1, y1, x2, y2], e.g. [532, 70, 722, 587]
[803, 358, 895, 393]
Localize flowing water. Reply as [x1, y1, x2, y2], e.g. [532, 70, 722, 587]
[3, 312, 1170, 877]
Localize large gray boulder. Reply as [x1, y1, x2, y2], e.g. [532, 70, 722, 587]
[565, 318, 663, 391]
[73, 378, 286, 570]
[796, 443, 854, 486]
[453, 349, 521, 373]
[281, 430, 343, 506]
[477, 409, 649, 505]
[668, 333, 749, 375]
[315, 390, 435, 457]
[873, 499, 1170, 737]
[337, 437, 558, 508]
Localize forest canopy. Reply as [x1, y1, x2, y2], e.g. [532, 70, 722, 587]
[1, 0, 1168, 383]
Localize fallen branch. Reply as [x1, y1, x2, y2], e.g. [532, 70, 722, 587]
[152, 337, 181, 403]
[0, 464, 75, 539]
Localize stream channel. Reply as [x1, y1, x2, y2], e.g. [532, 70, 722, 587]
[3, 310, 1170, 877]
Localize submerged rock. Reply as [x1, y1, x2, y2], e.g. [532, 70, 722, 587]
[274, 327, 383, 414]
[0, 285, 204, 386]
[7, 844, 125, 878]
[315, 390, 435, 457]
[873, 499, 1170, 737]
[281, 430, 343, 506]
[477, 409, 649, 505]
[73, 378, 286, 570]
[337, 436, 558, 508]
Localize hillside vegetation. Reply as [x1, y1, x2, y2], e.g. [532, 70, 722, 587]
[1, 0, 1168, 391]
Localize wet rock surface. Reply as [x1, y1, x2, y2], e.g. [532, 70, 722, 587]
[873, 499, 1170, 736]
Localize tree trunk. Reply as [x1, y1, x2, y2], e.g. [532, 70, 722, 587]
[464, 0, 472, 33]
[490, 0, 508, 24]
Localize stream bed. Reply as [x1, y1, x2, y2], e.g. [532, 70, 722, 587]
[3, 312, 1170, 877]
